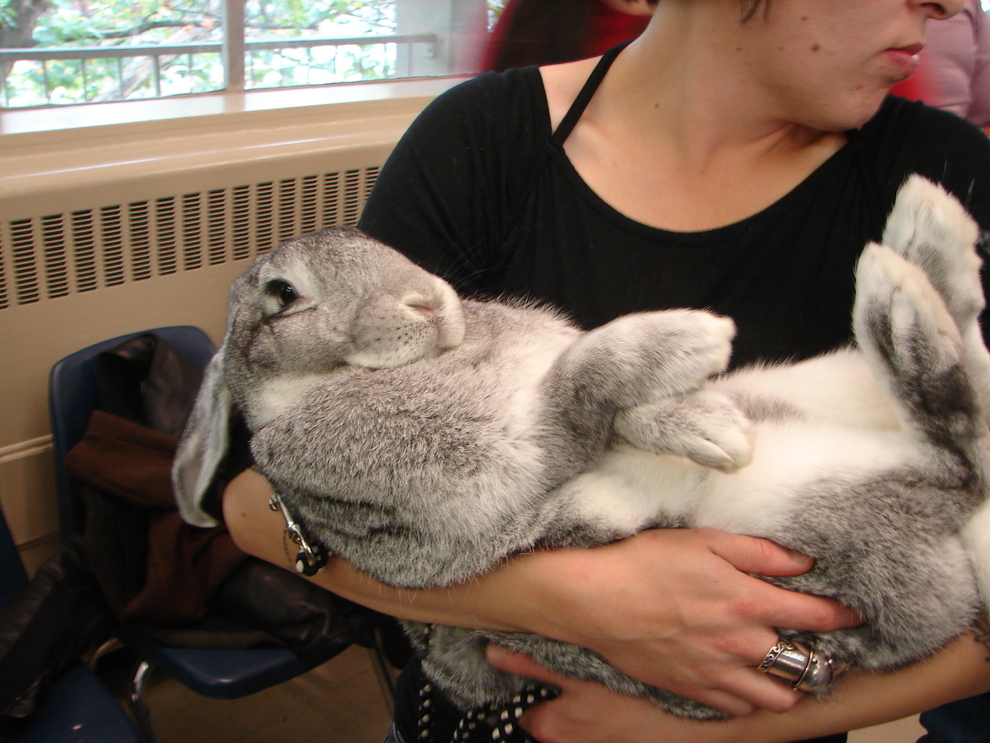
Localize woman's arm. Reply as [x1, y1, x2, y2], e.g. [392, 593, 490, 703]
[222, 467, 860, 716]
[485, 631, 990, 743]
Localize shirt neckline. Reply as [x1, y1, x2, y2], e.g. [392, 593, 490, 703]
[531, 57, 870, 242]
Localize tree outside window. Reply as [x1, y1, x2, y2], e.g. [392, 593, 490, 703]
[0, 0, 506, 108]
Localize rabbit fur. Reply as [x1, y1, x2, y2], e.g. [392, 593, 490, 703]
[174, 175, 990, 720]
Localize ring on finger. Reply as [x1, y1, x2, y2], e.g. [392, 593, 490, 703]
[757, 639, 837, 692]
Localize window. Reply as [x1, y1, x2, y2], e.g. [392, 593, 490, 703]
[0, 0, 506, 108]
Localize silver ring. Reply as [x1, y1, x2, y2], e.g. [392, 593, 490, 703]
[756, 639, 836, 692]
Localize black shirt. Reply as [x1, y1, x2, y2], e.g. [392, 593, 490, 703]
[360, 55, 990, 369]
[358, 47, 990, 742]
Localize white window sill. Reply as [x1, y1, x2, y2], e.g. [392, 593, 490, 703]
[0, 77, 466, 199]
[0, 77, 465, 139]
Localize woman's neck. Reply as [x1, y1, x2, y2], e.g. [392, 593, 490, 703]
[540, 11, 847, 232]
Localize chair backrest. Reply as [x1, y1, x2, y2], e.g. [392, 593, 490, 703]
[48, 326, 216, 540]
[0, 506, 30, 612]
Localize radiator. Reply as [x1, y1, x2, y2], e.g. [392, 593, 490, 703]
[0, 86, 446, 566]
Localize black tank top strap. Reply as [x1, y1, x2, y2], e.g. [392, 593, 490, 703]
[551, 41, 630, 145]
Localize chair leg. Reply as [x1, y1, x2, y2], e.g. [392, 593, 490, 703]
[87, 637, 124, 671]
[128, 659, 159, 743]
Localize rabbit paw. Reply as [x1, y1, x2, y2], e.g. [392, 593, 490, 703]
[880, 176, 990, 412]
[856, 243, 962, 360]
[881, 175, 985, 331]
[568, 310, 737, 409]
[615, 390, 754, 471]
[853, 243, 990, 449]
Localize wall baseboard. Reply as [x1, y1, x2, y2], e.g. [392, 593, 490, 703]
[0, 436, 59, 572]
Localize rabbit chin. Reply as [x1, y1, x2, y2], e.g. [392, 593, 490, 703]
[344, 335, 454, 369]
[248, 373, 335, 429]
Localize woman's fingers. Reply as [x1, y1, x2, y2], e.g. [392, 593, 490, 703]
[485, 637, 802, 719]
[486, 643, 562, 685]
[484, 646, 769, 743]
[634, 660, 802, 716]
[510, 528, 861, 714]
[706, 529, 863, 632]
[706, 529, 818, 577]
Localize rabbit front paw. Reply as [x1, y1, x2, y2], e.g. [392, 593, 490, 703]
[564, 310, 737, 409]
[615, 390, 754, 471]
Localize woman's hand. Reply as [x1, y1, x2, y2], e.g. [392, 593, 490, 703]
[222, 469, 857, 716]
[486, 631, 990, 743]
[500, 528, 861, 716]
[485, 645, 729, 743]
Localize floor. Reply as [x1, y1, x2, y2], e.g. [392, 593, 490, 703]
[102, 644, 394, 743]
[100, 645, 927, 743]
[849, 716, 925, 743]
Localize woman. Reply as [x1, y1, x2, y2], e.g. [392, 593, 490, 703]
[222, 0, 990, 740]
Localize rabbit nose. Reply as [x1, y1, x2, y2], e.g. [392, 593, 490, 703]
[409, 303, 437, 317]
[402, 295, 440, 319]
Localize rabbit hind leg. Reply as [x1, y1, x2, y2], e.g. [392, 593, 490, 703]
[881, 175, 984, 330]
[881, 175, 990, 409]
[854, 243, 985, 463]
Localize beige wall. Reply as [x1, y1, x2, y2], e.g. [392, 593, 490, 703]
[0, 80, 455, 572]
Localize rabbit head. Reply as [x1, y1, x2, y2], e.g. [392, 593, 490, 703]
[173, 227, 465, 527]
[224, 227, 465, 426]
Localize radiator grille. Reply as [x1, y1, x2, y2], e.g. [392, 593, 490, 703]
[101, 205, 126, 287]
[71, 210, 99, 293]
[41, 214, 69, 299]
[129, 202, 152, 282]
[11, 219, 39, 305]
[0, 165, 380, 310]
[0, 230, 7, 310]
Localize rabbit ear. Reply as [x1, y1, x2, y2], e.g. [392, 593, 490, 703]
[172, 348, 233, 528]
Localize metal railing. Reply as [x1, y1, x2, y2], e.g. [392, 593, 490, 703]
[0, 33, 438, 106]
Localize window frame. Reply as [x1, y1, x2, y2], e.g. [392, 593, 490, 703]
[0, 0, 490, 110]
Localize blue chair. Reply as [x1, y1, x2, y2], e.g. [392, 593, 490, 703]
[49, 326, 389, 743]
[48, 326, 217, 542]
[0, 506, 141, 743]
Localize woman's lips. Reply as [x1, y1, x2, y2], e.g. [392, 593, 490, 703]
[883, 44, 924, 80]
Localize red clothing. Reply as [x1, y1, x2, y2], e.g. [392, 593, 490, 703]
[889, 0, 990, 128]
[586, 1, 652, 56]
[888, 70, 930, 102]
[481, 0, 650, 71]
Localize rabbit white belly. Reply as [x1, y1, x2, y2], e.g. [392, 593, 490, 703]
[568, 415, 927, 536]
[693, 422, 927, 535]
[718, 349, 901, 431]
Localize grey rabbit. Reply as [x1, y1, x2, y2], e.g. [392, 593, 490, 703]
[174, 175, 990, 720]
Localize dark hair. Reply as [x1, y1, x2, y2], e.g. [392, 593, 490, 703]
[487, 0, 658, 73]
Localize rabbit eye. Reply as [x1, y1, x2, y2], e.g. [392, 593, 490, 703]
[266, 279, 299, 308]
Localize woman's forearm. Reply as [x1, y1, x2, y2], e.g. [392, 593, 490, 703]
[221, 468, 855, 636]
[221, 468, 519, 629]
[221, 468, 677, 636]
[222, 467, 861, 715]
